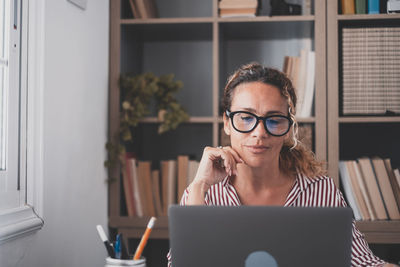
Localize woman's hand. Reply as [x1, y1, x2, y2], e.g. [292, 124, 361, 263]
[186, 146, 243, 205]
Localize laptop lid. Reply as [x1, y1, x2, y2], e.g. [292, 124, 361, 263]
[168, 205, 353, 267]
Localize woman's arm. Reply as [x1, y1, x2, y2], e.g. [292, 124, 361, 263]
[185, 146, 242, 205]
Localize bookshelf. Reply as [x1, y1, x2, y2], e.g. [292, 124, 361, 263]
[327, 0, 400, 248]
[109, 0, 326, 241]
[109, 0, 400, 265]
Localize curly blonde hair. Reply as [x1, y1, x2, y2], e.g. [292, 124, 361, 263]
[222, 62, 326, 178]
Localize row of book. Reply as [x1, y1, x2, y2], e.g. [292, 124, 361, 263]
[339, 157, 400, 221]
[128, 0, 158, 19]
[219, 0, 313, 17]
[283, 49, 316, 118]
[341, 0, 387, 14]
[122, 153, 199, 217]
[218, 0, 258, 17]
[341, 27, 400, 115]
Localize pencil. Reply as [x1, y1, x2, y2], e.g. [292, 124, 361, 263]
[133, 217, 157, 260]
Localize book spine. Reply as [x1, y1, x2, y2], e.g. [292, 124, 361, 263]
[368, 0, 380, 14]
[341, 0, 356, 14]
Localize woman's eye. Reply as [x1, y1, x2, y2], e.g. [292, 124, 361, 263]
[240, 116, 253, 122]
[267, 119, 281, 125]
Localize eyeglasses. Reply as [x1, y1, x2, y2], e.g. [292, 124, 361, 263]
[225, 110, 293, 136]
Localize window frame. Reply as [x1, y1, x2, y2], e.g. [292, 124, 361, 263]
[0, 0, 44, 244]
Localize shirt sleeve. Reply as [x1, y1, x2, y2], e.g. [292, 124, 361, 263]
[335, 187, 386, 267]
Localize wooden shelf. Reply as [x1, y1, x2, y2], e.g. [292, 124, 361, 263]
[338, 13, 400, 21]
[327, 0, 400, 247]
[339, 117, 400, 123]
[120, 17, 214, 24]
[356, 220, 400, 244]
[217, 15, 315, 22]
[140, 116, 317, 124]
[141, 117, 215, 123]
[120, 15, 315, 25]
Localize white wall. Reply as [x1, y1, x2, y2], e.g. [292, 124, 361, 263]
[4, 0, 110, 266]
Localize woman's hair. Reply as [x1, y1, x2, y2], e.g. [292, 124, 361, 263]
[222, 62, 326, 178]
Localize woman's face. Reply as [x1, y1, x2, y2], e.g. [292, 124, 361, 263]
[223, 81, 289, 168]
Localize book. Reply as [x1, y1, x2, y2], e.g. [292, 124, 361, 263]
[395, 169, 400, 193]
[219, 0, 258, 9]
[219, 8, 257, 17]
[143, 0, 158, 18]
[357, 158, 388, 220]
[187, 160, 200, 186]
[160, 160, 169, 216]
[122, 153, 136, 217]
[299, 50, 315, 117]
[129, 158, 144, 217]
[355, 0, 366, 14]
[371, 157, 400, 219]
[161, 160, 177, 214]
[341, 0, 355, 14]
[134, 0, 147, 18]
[177, 155, 189, 202]
[291, 56, 301, 95]
[302, 0, 312, 15]
[368, 0, 380, 14]
[151, 170, 163, 216]
[133, 0, 153, 19]
[167, 160, 177, 207]
[137, 161, 156, 217]
[128, 0, 140, 18]
[346, 160, 370, 220]
[219, 0, 258, 17]
[352, 160, 376, 220]
[297, 124, 313, 151]
[339, 161, 362, 220]
[384, 159, 400, 212]
[295, 49, 308, 116]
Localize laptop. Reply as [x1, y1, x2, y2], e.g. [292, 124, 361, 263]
[168, 205, 353, 267]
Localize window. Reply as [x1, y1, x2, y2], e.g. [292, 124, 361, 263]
[0, 0, 44, 244]
[0, 0, 23, 211]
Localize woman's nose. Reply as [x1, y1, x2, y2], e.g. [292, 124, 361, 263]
[251, 119, 269, 137]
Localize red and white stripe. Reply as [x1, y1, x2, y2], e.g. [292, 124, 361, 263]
[167, 174, 386, 267]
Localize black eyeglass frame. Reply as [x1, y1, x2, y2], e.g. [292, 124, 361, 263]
[225, 110, 293, 137]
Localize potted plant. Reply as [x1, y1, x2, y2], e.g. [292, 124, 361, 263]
[105, 72, 190, 180]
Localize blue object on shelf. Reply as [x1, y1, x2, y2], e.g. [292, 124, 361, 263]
[368, 0, 380, 14]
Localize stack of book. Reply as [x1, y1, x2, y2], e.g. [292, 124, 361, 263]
[283, 49, 316, 118]
[129, 0, 158, 19]
[121, 153, 200, 217]
[341, 27, 400, 115]
[219, 0, 258, 18]
[339, 157, 400, 221]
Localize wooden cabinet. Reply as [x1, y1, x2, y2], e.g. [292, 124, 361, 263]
[326, 0, 400, 245]
[109, 0, 326, 239]
[108, 0, 400, 265]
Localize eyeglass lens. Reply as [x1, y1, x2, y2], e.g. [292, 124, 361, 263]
[232, 112, 290, 135]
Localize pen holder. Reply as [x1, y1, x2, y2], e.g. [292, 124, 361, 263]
[105, 257, 146, 267]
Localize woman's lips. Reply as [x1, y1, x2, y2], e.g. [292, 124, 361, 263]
[245, 145, 269, 153]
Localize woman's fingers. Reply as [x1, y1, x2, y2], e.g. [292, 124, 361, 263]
[218, 146, 243, 177]
[195, 145, 243, 186]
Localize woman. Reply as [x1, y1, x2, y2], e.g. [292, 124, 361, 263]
[167, 63, 397, 267]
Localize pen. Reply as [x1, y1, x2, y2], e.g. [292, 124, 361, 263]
[115, 234, 121, 259]
[119, 233, 129, 259]
[133, 217, 157, 260]
[96, 225, 116, 258]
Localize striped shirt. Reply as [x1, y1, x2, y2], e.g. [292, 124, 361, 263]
[167, 174, 386, 267]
